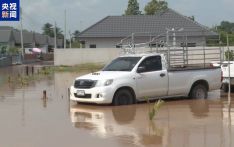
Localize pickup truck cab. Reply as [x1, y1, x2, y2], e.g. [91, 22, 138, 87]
[70, 53, 222, 105]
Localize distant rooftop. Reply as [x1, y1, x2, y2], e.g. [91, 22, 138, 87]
[0, 30, 12, 43]
[78, 8, 217, 38]
[0, 26, 14, 30]
[0, 26, 63, 47]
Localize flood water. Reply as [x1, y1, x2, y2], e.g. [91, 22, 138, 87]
[0, 65, 234, 147]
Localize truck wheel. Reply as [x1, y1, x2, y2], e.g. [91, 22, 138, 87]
[190, 84, 208, 99]
[222, 84, 229, 93]
[113, 89, 134, 106]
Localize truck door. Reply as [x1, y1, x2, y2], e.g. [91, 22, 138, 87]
[136, 56, 168, 98]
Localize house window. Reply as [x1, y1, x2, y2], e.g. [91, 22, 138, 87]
[116, 45, 122, 48]
[89, 44, 96, 48]
[181, 43, 196, 47]
[149, 43, 164, 47]
[187, 43, 196, 47]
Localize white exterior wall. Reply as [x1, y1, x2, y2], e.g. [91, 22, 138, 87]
[82, 36, 206, 48]
[54, 47, 234, 66]
[84, 38, 122, 48]
[54, 48, 121, 66]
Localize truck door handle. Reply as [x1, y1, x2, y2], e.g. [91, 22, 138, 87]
[160, 73, 165, 77]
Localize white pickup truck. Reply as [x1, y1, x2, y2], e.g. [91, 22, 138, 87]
[70, 53, 222, 105]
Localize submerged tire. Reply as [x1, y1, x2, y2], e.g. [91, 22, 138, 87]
[113, 89, 134, 106]
[190, 84, 208, 99]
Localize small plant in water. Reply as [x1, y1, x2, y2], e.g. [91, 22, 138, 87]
[7, 76, 11, 83]
[144, 97, 164, 120]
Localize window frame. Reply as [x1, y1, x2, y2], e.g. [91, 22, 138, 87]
[89, 44, 96, 48]
[137, 56, 162, 73]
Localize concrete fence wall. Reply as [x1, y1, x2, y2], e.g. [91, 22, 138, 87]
[54, 47, 234, 66]
[54, 48, 121, 66]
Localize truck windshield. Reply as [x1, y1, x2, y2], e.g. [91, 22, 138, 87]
[103, 57, 141, 71]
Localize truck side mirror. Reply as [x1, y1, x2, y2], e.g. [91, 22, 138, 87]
[137, 66, 146, 73]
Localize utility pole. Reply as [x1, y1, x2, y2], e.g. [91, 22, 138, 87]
[80, 21, 83, 31]
[172, 28, 176, 48]
[54, 21, 57, 49]
[166, 30, 170, 68]
[227, 34, 231, 107]
[64, 10, 67, 49]
[20, 8, 24, 60]
[131, 33, 135, 53]
[69, 31, 72, 48]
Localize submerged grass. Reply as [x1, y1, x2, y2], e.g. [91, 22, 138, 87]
[41, 63, 104, 74]
[8, 73, 48, 86]
[8, 63, 104, 86]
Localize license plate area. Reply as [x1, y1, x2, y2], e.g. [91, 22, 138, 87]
[77, 90, 85, 96]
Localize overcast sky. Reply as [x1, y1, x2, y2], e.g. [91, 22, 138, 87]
[1, 0, 234, 35]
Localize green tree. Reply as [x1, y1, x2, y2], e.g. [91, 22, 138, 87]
[212, 21, 234, 46]
[42, 23, 53, 37]
[42, 23, 64, 38]
[71, 30, 81, 48]
[188, 16, 195, 21]
[0, 45, 7, 54]
[8, 47, 20, 55]
[144, 0, 168, 15]
[72, 30, 80, 41]
[71, 41, 81, 48]
[55, 27, 64, 39]
[217, 21, 234, 33]
[124, 0, 141, 15]
[225, 50, 234, 61]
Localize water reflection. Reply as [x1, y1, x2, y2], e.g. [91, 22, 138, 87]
[112, 106, 136, 124]
[222, 97, 234, 147]
[70, 99, 234, 147]
[189, 99, 209, 118]
[0, 95, 5, 102]
[70, 104, 142, 146]
[42, 96, 48, 108]
[1, 65, 234, 147]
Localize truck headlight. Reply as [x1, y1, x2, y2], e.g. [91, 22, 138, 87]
[104, 79, 113, 86]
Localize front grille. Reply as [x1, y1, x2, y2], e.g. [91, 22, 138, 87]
[74, 79, 97, 89]
[74, 93, 92, 99]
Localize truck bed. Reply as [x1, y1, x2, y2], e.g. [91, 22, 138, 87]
[168, 64, 220, 71]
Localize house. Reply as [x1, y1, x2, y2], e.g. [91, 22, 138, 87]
[78, 8, 218, 48]
[13, 30, 34, 48]
[0, 30, 14, 48]
[0, 26, 63, 54]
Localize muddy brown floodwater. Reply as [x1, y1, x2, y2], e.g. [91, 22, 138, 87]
[0, 65, 234, 147]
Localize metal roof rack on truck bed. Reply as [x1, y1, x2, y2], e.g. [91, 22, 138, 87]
[117, 29, 223, 70]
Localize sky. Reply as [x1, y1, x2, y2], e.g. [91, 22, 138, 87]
[1, 0, 234, 35]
